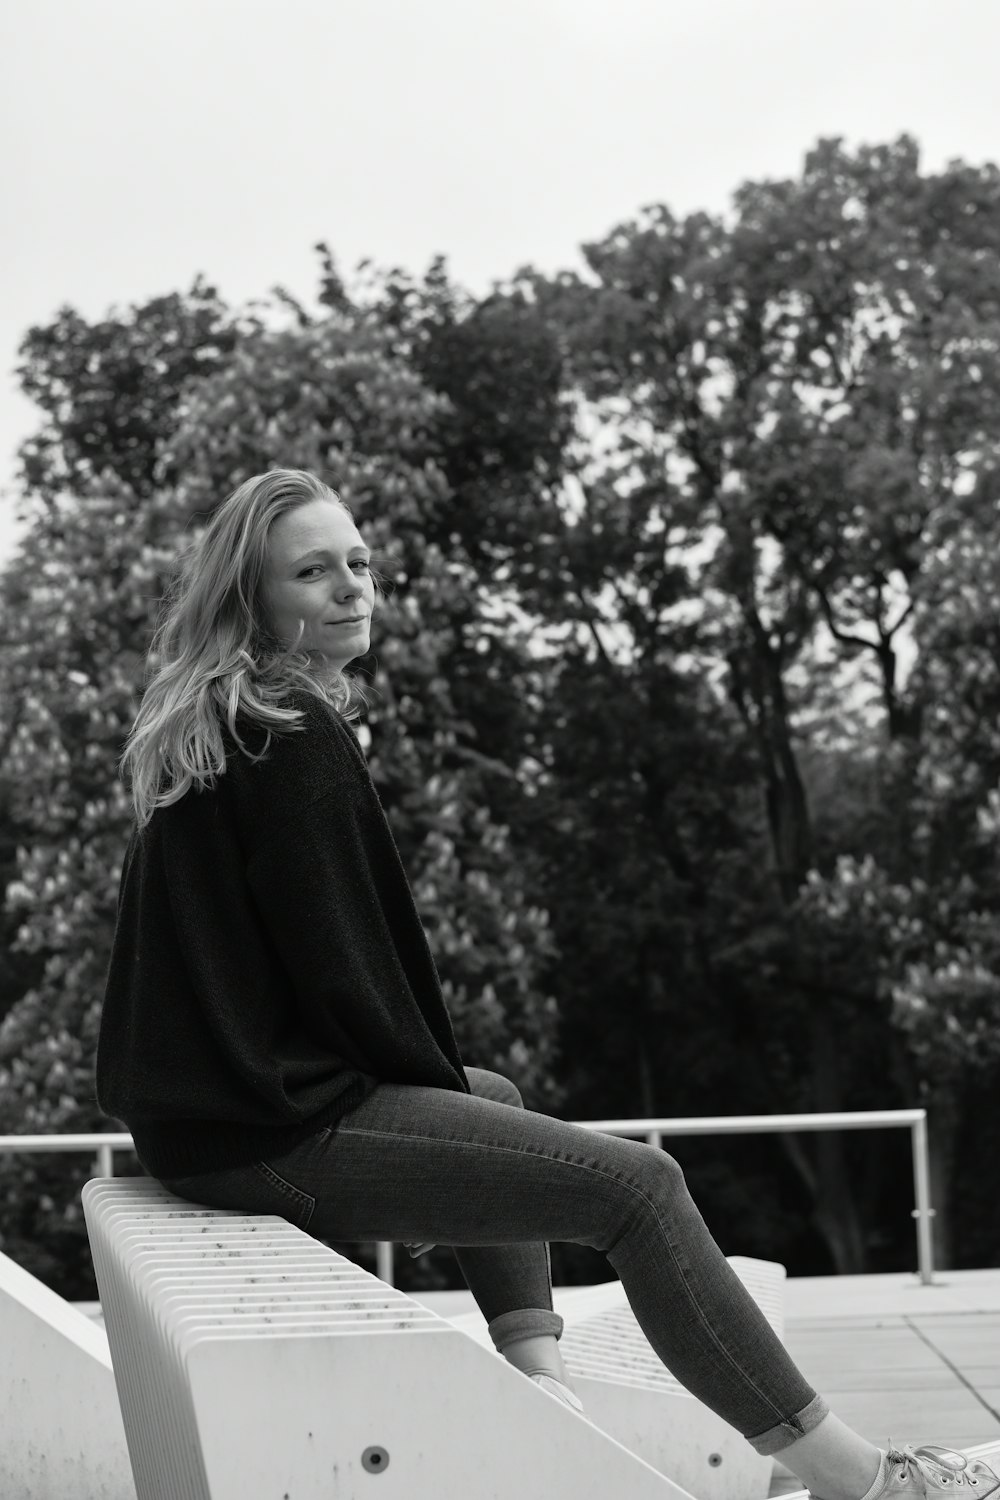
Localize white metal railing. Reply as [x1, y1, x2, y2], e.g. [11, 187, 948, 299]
[0, 1108, 936, 1287]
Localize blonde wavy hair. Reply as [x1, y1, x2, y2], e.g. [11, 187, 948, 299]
[119, 468, 386, 830]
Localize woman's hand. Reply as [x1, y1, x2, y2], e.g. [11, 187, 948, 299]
[403, 1241, 437, 1257]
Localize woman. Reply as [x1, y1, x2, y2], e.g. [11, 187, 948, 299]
[96, 468, 997, 1499]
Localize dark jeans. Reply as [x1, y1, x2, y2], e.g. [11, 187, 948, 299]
[157, 1066, 828, 1456]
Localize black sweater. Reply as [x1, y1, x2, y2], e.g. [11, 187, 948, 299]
[95, 688, 470, 1179]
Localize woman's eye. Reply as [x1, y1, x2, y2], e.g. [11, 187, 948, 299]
[299, 562, 370, 578]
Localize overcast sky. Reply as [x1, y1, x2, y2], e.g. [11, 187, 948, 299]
[3, 0, 999, 568]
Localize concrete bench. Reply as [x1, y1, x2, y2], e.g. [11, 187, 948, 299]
[0, 1244, 135, 1499]
[82, 1177, 697, 1500]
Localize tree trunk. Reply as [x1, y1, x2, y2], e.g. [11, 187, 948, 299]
[925, 1085, 957, 1272]
[809, 1135, 868, 1273]
[809, 1005, 868, 1270]
[727, 614, 870, 1273]
[637, 1033, 657, 1122]
[768, 1003, 868, 1273]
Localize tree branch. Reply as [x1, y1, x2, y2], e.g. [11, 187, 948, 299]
[445, 743, 522, 783]
[813, 582, 880, 653]
[574, 585, 619, 673]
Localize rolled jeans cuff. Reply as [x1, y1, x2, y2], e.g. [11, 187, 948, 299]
[487, 1307, 565, 1353]
[747, 1392, 831, 1456]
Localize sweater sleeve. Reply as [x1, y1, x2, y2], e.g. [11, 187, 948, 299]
[244, 780, 470, 1093]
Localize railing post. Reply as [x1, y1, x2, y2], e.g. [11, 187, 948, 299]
[911, 1113, 936, 1286]
[96, 1144, 115, 1179]
[375, 1239, 395, 1287]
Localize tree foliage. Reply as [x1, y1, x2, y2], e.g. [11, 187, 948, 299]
[505, 133, 1000, 1269]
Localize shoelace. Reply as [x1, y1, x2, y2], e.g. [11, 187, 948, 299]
[889, 1444, 978, 1486]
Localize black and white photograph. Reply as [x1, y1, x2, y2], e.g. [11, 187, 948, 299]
[1, 3, 999, 1496]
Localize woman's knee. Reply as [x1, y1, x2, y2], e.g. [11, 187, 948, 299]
[464, 1065, 524, 1109]
[658, 1148, 688, 1192]
[499, 1075, 524, 1108]
[590, 1142, 691, 1259]
[631, 1142, 689, 1204]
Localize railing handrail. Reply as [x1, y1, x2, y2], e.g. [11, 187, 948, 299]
[553, 1108, 928, 1134]
[0, 1133, 136, 1149]
[0, 1108, 936, 1286]
[0, 1108, 928, 1151]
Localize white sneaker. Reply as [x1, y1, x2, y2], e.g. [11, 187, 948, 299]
[876, 1445, 999, 1495]
[530, 1373, 585, 1413]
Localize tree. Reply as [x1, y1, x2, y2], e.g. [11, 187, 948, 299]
[14, 276, 238, 502]
[498, 134, 1000, 1270]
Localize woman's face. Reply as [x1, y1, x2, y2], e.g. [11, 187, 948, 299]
[261, 498, 375, 671]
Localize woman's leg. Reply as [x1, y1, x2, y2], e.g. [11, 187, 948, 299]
[450, 1069, 570, 1387]
[386, 1074, 883, 1497]
[161, 1068, 825, 1453]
